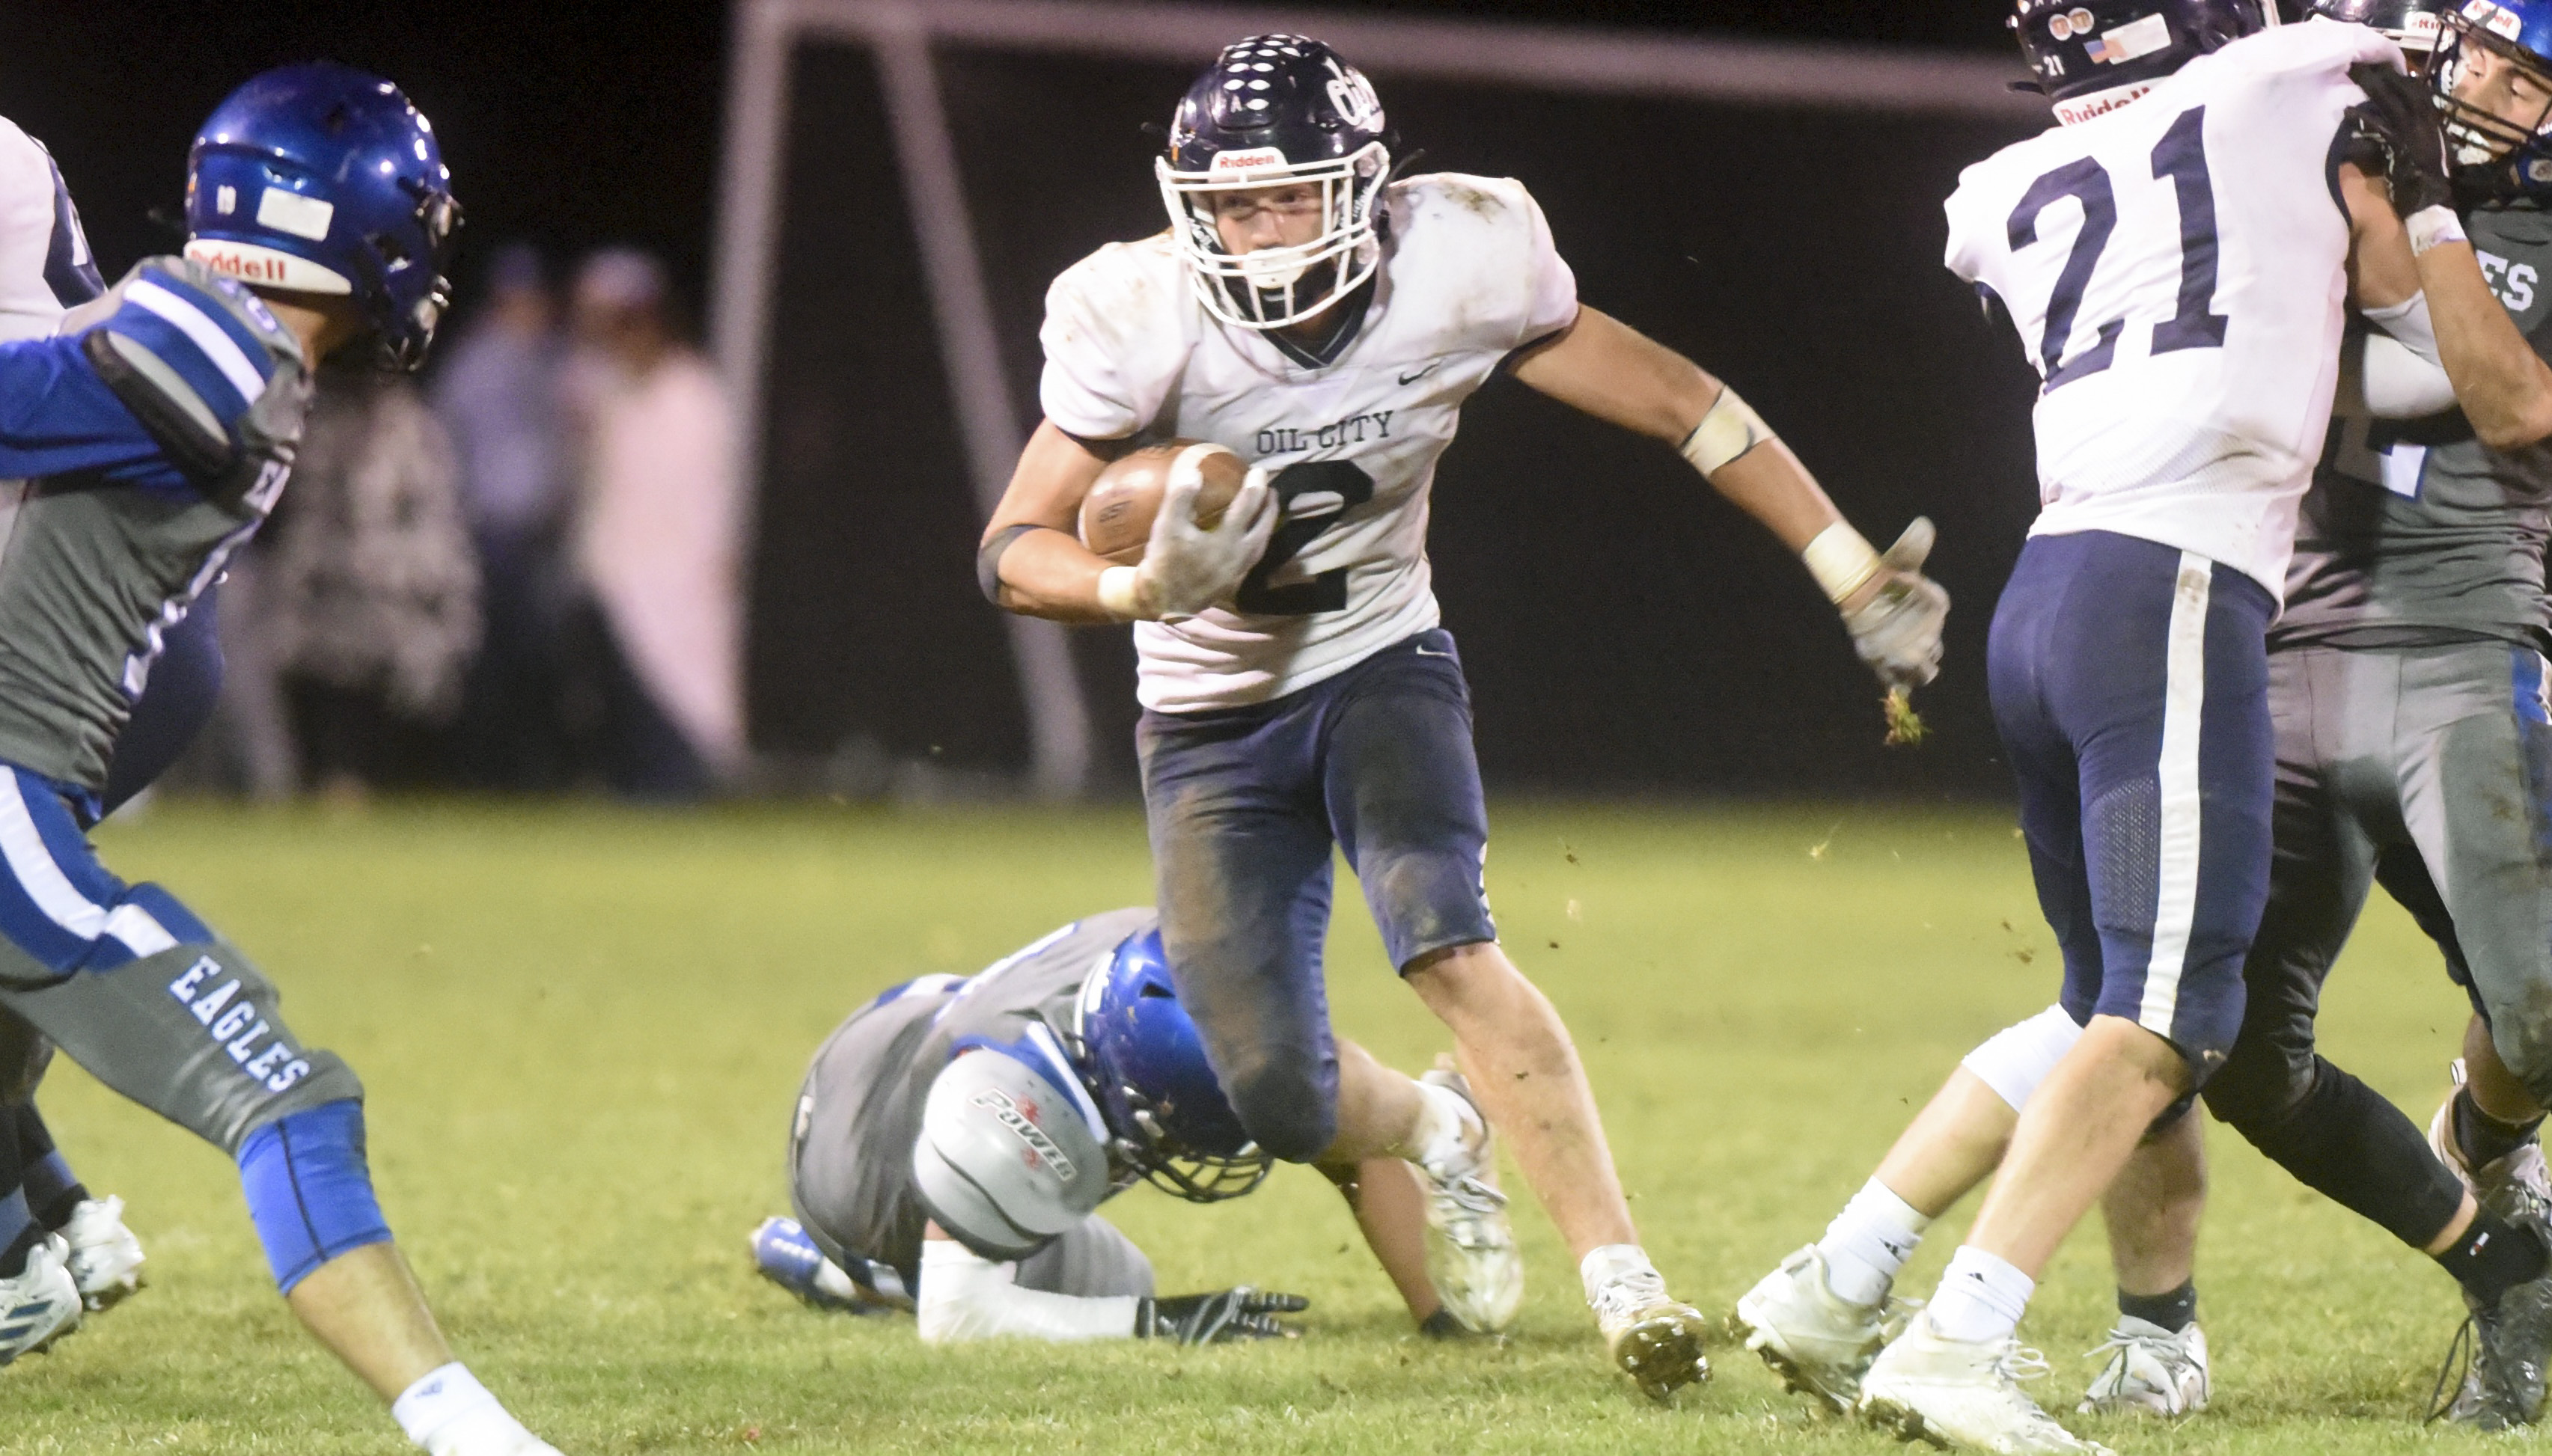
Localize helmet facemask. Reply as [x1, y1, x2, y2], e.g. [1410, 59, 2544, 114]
[2435, 10, 2552, 201]
[1156, 139, 1388, 331]
[1107, 1081, 1274, 1203]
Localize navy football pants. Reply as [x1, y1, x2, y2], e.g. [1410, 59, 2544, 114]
[1989, 530, 2276, 1078]
[1138, 629, 1498, 1163]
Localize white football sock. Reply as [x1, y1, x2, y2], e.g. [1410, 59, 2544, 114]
[1580, 1243, 1664, 1306]
[392, 1363, 536, 1456]
[1816, 1177, 1931, 1306]
[1393, 1077, 1472, 1171]
[1926, 1245, 2034, 1345]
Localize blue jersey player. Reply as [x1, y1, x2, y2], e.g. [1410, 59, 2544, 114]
[982, 33, 1950, 1402]
[0, 65, 561, 1456]
[0, 108, 152, 1327]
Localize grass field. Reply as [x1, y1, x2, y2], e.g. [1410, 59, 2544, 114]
[0, 798, 2497, 1453]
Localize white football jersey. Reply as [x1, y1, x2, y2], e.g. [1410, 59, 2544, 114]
[1944, 20, 2401, 599]
[0, 116, 93, 343]
[1040, 173, 1578, 712]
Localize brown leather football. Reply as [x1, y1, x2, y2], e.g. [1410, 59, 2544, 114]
[1077, 441, 1248, 566]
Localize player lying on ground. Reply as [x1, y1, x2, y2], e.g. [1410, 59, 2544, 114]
[2069, 0, 2552, 1428]
[1733, 3, 2552, 1452]
[0, 64, 562, 1456]
[979, 31, 1948, 1402]
[750, 909, 1518, 1344]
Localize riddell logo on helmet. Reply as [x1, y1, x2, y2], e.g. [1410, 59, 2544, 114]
[1210, 148, 1289, 174]
[972, 1087, 1078, 1180]
[2464, 0, 2525, 38]
[192, 248, 290, 284]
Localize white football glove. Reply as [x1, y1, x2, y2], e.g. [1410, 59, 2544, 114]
[1840, 518, 1949, 691]
[1115, 459, 1277, 620]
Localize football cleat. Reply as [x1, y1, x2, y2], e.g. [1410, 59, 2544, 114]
[0, 1236, 80, 1367]
[1860, 1316, 2113, 1455]
[1590, 1264, 1710, 1402]
[2446, 1233, 2552, 1430]
[1736, 1244, 1901, 1412]
[2079, 1318, 2209, 1416]
[750, 1216, 869, 1312]
[2428, 1069, 2552, 1224]
[58, 1196, 144, 1312]
[418, 1414, 565, 1456]
[1412, 1062, 1523, 1335]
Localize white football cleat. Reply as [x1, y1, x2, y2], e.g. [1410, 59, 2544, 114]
[2429, 1065, 2552, 1222]
[58, 1196, 143, 1311]
[1736, 1244, 1897, 1412]
[1860, 1315, 2112, 1455]
[1588, 1259, 1710, 1402]
[0, 1235, 80, 1366]
[2080, 1317, 2208, 1415]
[419, 1410, 565, 1456]
[1413, 1062, 1524, 1335]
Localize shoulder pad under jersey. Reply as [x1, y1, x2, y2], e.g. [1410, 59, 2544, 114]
[77, 255, 307, 480]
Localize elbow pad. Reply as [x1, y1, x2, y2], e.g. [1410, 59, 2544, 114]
[977, 523, 1050, 606]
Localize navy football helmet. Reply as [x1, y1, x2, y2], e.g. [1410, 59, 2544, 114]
[183, 64, 460, 371]
[2009, 0, 2274, 121]
[2311, 0, 2447, 52]
[1156, 34, 1390, 331]
[1072, 927, 1270, 1203]
[2432, 0, 2552, 200]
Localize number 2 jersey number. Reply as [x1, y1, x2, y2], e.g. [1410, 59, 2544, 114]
[2006, 105, 2228, 393]
[1235, 459, 1376, 616]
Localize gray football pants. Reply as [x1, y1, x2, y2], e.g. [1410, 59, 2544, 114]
[2208, 641, 2552, 1113]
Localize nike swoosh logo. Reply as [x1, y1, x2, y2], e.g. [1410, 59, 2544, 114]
[1414, 646, 1452, 657]
[1398, 361, 1442, 386]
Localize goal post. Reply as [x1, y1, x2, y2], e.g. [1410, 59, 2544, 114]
[715, 0, 2039, 798]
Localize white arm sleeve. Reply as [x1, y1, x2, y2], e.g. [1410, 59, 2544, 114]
[914, 1237, 1141, 1345]
[2358, 292, 2458, 419]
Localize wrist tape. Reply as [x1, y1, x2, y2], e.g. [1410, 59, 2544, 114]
[1802, 521, 1884, 605]
[2407, 204, 2467, 258]
[1096, 566, 1143, 620]
[1679, 384, 1773, 476]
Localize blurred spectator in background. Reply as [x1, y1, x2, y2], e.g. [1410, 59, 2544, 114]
[433, 244, 575, 789]
[561, 247, 745, 799]
[258, 361, 480, 798]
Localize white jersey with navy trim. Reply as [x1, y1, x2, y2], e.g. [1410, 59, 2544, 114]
[1040, 173, 1578, 713]
[1944, 20, 2402, 599]
[0, 115, 99, 343]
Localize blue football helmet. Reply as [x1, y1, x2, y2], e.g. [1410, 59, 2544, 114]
[2009, 0, 2273, 120]
[183, 63, 460, 371]
[2433, 0, 2552, 200]
[1156, 34, 1390, 331]
[1072, 927, 1270, 1203]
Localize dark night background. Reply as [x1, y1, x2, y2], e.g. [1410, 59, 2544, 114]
[1, 1, 2044, 798]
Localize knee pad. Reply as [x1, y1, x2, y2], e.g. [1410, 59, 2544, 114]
[1223, 1059, 1337, 1165]
[2214, 1056, 2463, 1249]
[237, 1099, 391, 1293]
[1960, 1005, 2084, 1113]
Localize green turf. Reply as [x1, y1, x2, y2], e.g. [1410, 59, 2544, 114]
[0, 798, 2497, 1452]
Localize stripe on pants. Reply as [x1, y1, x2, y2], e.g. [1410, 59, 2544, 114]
[2139, 551, 2213, 1037]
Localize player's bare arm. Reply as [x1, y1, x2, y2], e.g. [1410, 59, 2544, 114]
[979, 421, 1124, 623]
[1508, 305, 1950, 692]
[982, 420, 1276, 623]
[2350, 60, 2552, 447]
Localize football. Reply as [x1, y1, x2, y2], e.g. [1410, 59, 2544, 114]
[1077, 441, 1249, 565]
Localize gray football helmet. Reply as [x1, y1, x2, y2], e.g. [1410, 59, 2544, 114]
[912, 1042, 1113, 1260]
